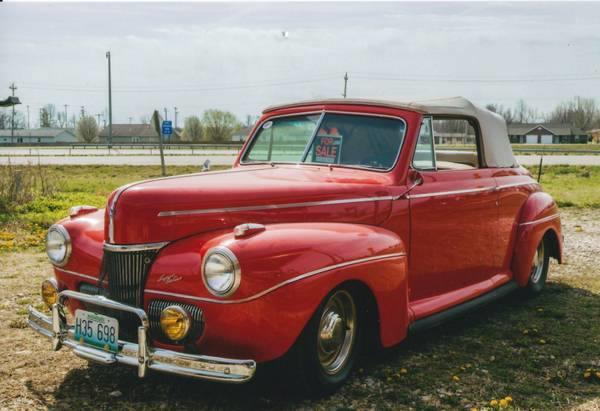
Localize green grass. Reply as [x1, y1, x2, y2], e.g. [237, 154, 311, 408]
[526, 165, 600, 209]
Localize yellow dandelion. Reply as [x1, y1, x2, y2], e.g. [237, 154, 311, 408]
[505, 396, 513, 403]
[522, 329, 529, 335]
[490, 399, 498, 406]
[539, 339, 546, 344]
[400, 368, 407, 374]
[499, 399, 509, 408]
[584, 372, 592, 379]
[585, 368, 592, 372]
[470, 408, 478, 411]
[595, 372, 600, 379]
[452, 375, 460, 382]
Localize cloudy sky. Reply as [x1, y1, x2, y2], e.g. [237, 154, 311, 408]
[1, 1, 600, 127]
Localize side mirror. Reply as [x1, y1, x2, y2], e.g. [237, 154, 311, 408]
[394, 170, 423, 200]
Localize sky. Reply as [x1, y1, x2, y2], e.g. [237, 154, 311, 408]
[1, 1, 600, 127]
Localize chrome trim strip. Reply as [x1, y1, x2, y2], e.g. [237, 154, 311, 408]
[103, 241, 169, 252]
[55, 267, 101, 283]
[158, 196, 394, 217]
[407, 186, 495, 199]
[519, 214, 560, 227]
[145, 252, 406, 304]
[496, 181, 540, 190]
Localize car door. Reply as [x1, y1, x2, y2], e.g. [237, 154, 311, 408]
[408, 116, 499, 308]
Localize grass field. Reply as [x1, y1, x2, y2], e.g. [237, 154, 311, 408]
[0, 164, 598, 251]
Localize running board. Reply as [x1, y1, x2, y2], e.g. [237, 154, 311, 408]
[408, 281, 519, 334]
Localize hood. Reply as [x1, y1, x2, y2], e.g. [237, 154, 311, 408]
[107, 165, 394, 244]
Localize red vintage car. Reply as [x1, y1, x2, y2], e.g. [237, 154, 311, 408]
[29, 97, 562, 393]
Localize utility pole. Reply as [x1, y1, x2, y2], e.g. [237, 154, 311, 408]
[128, 116, 132, 124]
[164, 107, 168, 121]
[106, 51, 113, 147]
[64, 105, 68, 128]
[26, 105, 30, 130]
[9, 82, 17, 143]
[174, 107, 178, 129]
[96, 113, 102, 126]
[80, 106, 85, 118]
[342, 72, 348, 99]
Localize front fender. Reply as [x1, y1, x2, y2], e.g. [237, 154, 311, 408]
[511, 192, 562, 287]
[144, 222, 408, 362]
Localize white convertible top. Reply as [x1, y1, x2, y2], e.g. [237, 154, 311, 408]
[263, 96, 518, 168]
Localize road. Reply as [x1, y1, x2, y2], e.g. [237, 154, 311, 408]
[1, 153, 599, 166]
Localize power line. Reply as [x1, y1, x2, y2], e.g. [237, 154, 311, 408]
[352, 73, 600, 83]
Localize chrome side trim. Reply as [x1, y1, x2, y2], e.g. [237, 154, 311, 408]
[103, 242, 169, 252]
[158, 196, 394, 217]
[146, 252, 406, 304]
[55, 267, 101, 283]
[407, 186, 495, 199]
[519, 214, 560, 227]
[496, 181, 539, 190]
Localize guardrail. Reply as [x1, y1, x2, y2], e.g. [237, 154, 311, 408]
[0, 142, 244, 150]
[437, 147, 600, 155]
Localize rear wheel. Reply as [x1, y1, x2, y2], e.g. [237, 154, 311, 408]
[293, 287, 361, 395]
[527, 237, 550, 294]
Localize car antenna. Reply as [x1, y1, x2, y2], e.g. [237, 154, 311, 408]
[537, 155, 543, 183]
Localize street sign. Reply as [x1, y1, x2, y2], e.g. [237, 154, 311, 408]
[162, 120, 173, 135]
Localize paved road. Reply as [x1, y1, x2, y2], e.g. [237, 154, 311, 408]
[1, 154, 599, 166]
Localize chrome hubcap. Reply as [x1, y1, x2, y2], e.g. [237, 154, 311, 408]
[530, 241, 545, 283]
[317, 290, 356, 375]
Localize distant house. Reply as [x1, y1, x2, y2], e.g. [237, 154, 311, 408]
[98, 124, 159, 143]
[0, 128, 77, 144]
[508, 123, 588, 144]
[231, 126, 253, 143]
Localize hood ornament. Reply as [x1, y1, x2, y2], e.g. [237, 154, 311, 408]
[234, 223, 266, 238]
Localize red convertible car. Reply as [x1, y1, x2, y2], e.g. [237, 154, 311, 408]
[29, 97, 562, 392]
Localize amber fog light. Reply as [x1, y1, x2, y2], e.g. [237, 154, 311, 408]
[41, 279, 58, 308]
[160, 306, 191, 341]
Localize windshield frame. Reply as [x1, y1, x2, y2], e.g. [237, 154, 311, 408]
[239, 110, 408, 173]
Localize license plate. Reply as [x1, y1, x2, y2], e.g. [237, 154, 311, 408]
[74, 309, 119, 353]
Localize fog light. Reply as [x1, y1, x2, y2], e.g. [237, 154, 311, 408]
[160, 306, 191, 341]
[41, 279, 58, 308]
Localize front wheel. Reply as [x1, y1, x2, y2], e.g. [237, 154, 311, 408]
[293, 287, 361, 395]
[527, 237, 550, 294]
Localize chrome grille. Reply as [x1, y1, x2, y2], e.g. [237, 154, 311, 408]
[103, 249, 159, 307]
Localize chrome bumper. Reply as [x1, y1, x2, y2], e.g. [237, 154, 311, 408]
[27, 290, 256, 383]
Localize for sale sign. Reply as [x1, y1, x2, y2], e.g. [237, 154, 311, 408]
[312, 134, 343, 164]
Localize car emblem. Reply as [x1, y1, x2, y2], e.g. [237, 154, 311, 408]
[158, 274, 183, 284]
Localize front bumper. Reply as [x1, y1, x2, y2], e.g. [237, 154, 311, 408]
[27, 290, 256, 383]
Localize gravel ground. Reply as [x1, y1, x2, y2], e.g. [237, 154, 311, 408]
[0, 209, 598, 410]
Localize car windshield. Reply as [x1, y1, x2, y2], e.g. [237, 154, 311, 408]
[242, 113, 406, 170]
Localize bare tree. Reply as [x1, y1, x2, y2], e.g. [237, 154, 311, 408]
[76, 116, 98, 142]
[41, 104, 57, 128]
[183, 115, 203, 142]
[485, 103, 515, 124]
[202, 109, 241, 142]
[548, 97, 599, 130]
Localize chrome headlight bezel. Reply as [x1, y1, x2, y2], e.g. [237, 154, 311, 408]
[201, 246, 241, 297]
[45, 224, 72, 267]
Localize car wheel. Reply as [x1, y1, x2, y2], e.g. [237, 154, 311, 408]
[293, 286, 361, 395]
[527, 237, 550, 294]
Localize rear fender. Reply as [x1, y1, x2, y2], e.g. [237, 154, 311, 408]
[511, 192, 562, 287]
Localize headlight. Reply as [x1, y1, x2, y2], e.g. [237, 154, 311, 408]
[160, 306, 191, 341]
[45, 225, 71, 266]
[202, 246, 241, 297]
[41, 278, 58, 308]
